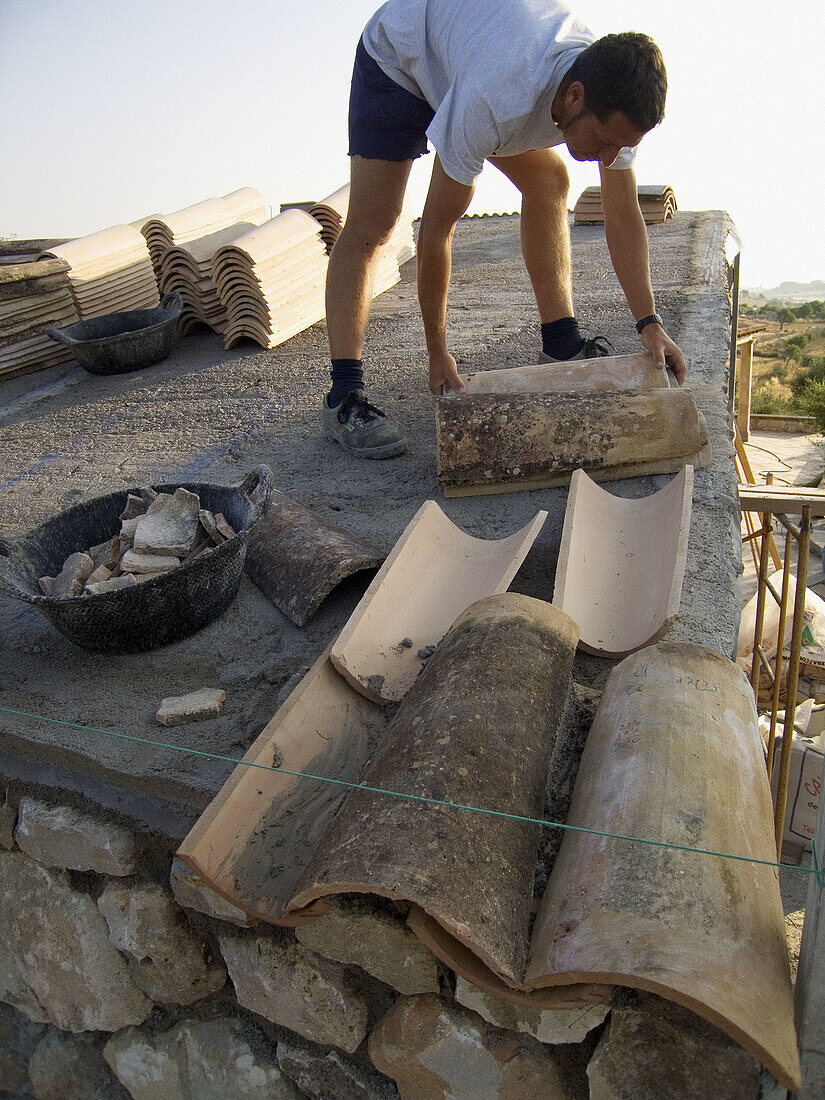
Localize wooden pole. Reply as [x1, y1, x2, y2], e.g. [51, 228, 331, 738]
[767, 529, 794, 781]
[737, 337, 755, 442]
[774, 505, 812, 855]
[751, 508, 774, 699]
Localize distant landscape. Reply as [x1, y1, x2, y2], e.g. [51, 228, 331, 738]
[737, 284, 825, 427]
[742, 279, 825, 305]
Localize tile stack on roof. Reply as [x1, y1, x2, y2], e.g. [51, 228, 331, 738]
[573, 184, 677, 226]
[0, 257, 80, 378]
[38, 225, 159, 319]
[309, 184, 416, 295]
[138, 188, 268, 276]
[211, 208, 329, 350]
[157, 222, 260, 335]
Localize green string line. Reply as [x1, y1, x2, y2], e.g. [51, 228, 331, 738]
[0, 702, 821, 881]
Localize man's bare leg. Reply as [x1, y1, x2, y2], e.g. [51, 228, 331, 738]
[326, 154, 414, 359]
[490, 148, 574, 323]
[321, 154, 412, 459]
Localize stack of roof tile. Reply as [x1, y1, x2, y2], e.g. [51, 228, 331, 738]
[0, 258, 80, 379]
[38, 225, 159, 319]
[573, 184, 676, 225]
[157, 222, 260, 335]
[211, 208, 329, 350]
[138, 188, 268, 275]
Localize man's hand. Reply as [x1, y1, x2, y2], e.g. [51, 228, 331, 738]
[639, 323, 687, 385]
[428, 350, 466, 395]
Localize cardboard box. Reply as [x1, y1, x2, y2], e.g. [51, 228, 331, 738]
[771, 734, 823, 850]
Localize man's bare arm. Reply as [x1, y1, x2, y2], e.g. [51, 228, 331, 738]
[417, 155, 475, 394]
[599, 164, 686, 383]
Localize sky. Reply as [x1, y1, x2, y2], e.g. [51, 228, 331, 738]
[1, 0, 823, 290]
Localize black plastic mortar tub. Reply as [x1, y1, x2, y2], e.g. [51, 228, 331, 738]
[0, 466, 273, 653]
[43, 290, 182, 375]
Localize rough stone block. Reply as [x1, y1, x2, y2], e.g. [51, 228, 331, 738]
[89, 536, 121, 570]
[295, 898, 440, 995]
[119, 517, 140, 546]
[104, 1017, 302, 1100]
[38, 574, 55, 596]
[0, 850, 152, 1031]
[51, 551, 95, 597]
[155, 687, 226, 726]
[214, 512, 236, 540]
[97, 882, 226, 1004]
[133, 487, 200, 557]
[120, 549, 180, 574]
[368, 993, 575, 1099]
[119, 494, 148, 522]
[85, 564, 113, 587]
[0, 802, 16, 848]
[104, 1027, 186, 1100]
[454, 976, 609, 1044]
[136, 486, 159, 508]
[14, 797, 138, 875]
[219, 928, 369, 1053]
[170, 856, 254, 926]
[132, 570, 171, 584]
[278, 1038, 399, 1100]
[86, 574, 137, 595]
[198, 509, 223, 543]
[0, 1002, 45, 1095]
[586, 990, 762, 1100]
[28, 1028, 129, 1099]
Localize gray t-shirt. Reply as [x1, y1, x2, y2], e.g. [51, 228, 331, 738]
[362, 0, 637, 185]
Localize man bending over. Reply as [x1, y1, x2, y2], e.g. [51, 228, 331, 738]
[322, 0, 687, 459]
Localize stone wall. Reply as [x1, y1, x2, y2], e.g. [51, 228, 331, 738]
[0, 792, 781, 1100]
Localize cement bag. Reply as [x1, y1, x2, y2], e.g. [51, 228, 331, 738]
[737, 572, 825, 675]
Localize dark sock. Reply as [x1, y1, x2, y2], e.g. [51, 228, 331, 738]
[329, 359, 364, 406]
[541, 317, 585, 360]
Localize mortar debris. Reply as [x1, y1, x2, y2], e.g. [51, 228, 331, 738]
[38, 486, 237, 598]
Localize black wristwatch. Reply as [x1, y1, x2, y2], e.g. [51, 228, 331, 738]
[635, 313, 663, 334]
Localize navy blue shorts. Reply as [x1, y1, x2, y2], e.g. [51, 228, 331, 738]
[348, 38, 435, 162]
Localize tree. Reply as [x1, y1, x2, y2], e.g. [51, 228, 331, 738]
[777, 307, 795, 330]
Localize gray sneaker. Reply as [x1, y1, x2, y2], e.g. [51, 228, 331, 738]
[322, 390, 407, 459]
[538, 335, 615, 363]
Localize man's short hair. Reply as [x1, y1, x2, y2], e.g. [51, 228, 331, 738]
[566, 32, 667, 134]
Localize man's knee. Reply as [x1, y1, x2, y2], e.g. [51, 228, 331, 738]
[342, 203, 402, 250]
[490, 148, 570, 202]
[544, 151, 570, 198]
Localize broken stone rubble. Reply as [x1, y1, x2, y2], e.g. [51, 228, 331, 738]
[28, 1028, 128, 1100]
[86, 573, 137, 595]
[37, 484, 234, 597]
[295, 897, 440, 996]
[155, 686, 226, 726]
[454, 976, 610, 1045]
[169, 855, 255, 926]
[97, 881, 227, 1004]
[133, 487, 200, 557]
[219, 927, 370, 1053]
[0, 850, 152, 1031]
[368, 993, 576, 1100]
[0, 832, 789, 1099]
[277, 1038, 400, 1100]
[14, 796, 139, 875]
[49, 551, 94, 597]
[586, 990, 764, 1100]
[103, 1017, 303, 1100]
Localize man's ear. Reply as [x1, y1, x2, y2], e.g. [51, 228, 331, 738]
[565, 80, 586, 112]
